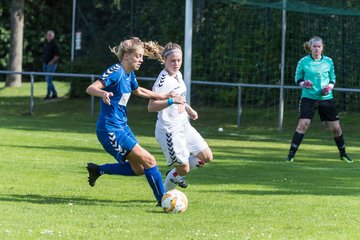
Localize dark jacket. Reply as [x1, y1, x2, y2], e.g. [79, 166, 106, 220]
[43, 40, 60, 64]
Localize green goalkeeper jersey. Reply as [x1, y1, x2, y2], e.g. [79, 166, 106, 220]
[295, 55, 336, 100]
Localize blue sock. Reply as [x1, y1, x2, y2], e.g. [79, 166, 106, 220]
[144, 165, 165, 202]
[99, 162, 135, 176]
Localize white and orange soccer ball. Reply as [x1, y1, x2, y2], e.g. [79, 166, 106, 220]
[161, 189, 188, 214]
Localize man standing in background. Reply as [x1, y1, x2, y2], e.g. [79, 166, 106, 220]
[43, 30, 60, 100]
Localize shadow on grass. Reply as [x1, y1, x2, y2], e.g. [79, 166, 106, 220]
[186, 157, 360, 196]
[1, 144, 101, 154]
[0, 194, 154, 206]
[208, 144, 360, 163]
[199, 188, 360, 196]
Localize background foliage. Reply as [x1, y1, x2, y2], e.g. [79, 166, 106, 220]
[1, 0, 359, 107]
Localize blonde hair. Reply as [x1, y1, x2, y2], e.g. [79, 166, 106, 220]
[143, 41, 164, 63]
[110, 38, 182, 65]
[139, 41, 182, 64]
[303, 36, 324, 53]
[109, 37, 165, 63]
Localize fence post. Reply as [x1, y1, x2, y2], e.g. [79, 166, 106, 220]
[30, 74, 34, 115]
[91, 76, 95, 116]
[237, 86, 242, 127]
[278, 0, 287, 132]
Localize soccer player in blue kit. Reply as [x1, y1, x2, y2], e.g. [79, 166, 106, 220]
[86, 37, 178, 205]
[286, 36, 352, 163]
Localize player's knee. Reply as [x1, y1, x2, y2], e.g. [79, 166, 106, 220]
[204, 151, 213, 162]
[133, 166, 144, 176]
[134, 169, 144, 176]
[297, 122, 309, 132]
[199, 148, 213, 163]
[132, 145, 157, 168]
[332, 127, 342, 137]
[127, 160, 144, 176]
[139, 153, 157, 168]
[302, 122, 310, 130]
[176, 165, 190, 176]
[202, 155, 213, 163]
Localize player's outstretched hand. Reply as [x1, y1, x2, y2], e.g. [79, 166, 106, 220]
[188, 109, 198, 120]
[102, 92, 114, 105]
[301, 80, 313, 89]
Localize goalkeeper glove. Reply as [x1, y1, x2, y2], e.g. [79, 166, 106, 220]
[300, 80, 313, 89]
[321, 84, 334, 95]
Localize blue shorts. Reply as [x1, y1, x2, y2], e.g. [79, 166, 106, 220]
[96, 126, 138, 163]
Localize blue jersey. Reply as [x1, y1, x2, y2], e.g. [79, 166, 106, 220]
[96, 64, 139, 131]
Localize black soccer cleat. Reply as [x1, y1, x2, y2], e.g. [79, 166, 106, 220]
[166, 170, 188, 188]
[86, 163, 101, 187]
[286, 155, 294, 162]
[177, 179, 188, 188]
[340, 153, 353, 163]
[156, 201, 162, 207]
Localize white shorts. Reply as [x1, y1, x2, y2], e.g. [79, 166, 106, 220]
[155, 122, 209, 166]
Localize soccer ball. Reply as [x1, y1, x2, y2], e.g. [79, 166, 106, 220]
[161, 189, 188, 214]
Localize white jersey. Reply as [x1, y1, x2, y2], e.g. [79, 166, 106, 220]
[152, 69, 188, 133]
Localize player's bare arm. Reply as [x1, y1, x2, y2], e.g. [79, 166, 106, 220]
[184, 103, 198, 120]
[133, 86, 175, 100]
[148, 96, 185, 112]
[86, 80, 113, 105]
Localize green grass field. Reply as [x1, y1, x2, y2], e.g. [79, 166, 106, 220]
[1, 81, 359, 240]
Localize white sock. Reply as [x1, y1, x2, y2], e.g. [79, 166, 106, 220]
[189, 155, 205, 170]
[164, 168, 184, 192]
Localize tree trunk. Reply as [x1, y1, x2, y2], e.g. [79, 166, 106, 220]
[6, 0, 24, 87]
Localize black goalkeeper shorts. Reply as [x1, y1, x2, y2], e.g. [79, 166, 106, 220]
[298, 97, 339, 121]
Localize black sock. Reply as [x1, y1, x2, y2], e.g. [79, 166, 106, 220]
[288, 131, 304, 157]
[334, 134, 346, 155]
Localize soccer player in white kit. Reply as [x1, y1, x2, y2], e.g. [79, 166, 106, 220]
[148, 42, 213, 191]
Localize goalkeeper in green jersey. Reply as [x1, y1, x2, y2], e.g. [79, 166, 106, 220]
[286, 36, 352, 163]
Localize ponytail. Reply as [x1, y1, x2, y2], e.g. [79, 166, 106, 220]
[143, 41, 164, 64]
[303, 41, 311, 53]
